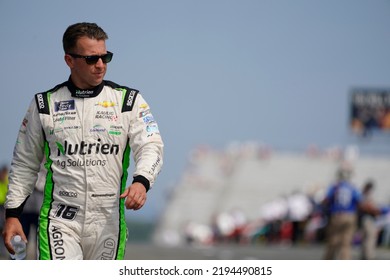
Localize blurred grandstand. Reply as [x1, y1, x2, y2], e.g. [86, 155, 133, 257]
[4, 142, 390, 260]
[153, 142, 390, 249]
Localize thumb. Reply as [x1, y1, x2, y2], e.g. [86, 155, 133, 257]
[120, 188, 130, 199]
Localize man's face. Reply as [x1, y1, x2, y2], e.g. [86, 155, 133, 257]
[65, 36, 108, 89]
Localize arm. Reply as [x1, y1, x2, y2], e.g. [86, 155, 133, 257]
[3, 98, 44, 252]
[358, 200, 381, 217]
[120, 93, 164, 210]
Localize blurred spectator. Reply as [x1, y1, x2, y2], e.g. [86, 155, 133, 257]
[358, 180, 379, 260]
[381, 108, 390, 130]
[210, 208, 248, 244]
[286, 190, 313, 245]
[322, 167, 380, 260]
[214, 211, 236, 243]
[304, 185, 328, 243]
[230, 208, 247, 243]
[377, 209, 390, 247]
[359, 180, 390, 259]
[322, 167, 362, 260]
[0, 165, 9, 257]
[304, 210, 327, 244]
[184, 221, 213, 246]
[258, 195, 289, 244]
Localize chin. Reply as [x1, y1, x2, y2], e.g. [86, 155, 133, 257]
[91, 78, 104, 86]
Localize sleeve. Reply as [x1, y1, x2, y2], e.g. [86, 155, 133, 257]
[324, 186, 333, 201]
[128, 93, 164, 191]
[355, 188, 363, 203]
[5, 97, 45, 212]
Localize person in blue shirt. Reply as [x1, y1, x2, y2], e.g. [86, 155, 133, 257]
[322, 167, 378, 260]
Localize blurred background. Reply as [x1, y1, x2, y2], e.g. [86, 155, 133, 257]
[1, 0, 390, 260]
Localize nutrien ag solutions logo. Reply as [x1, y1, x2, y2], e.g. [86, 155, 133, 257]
[56, 139, 119, 156]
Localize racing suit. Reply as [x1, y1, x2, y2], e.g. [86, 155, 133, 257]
[5, 78, 164, 259]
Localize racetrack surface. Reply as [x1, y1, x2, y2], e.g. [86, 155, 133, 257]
[124, 243, 390, 260]
[2, 241, 389, 260]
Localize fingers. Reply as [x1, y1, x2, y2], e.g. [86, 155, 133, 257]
[2, 218, 26, 255]
[122, 183, 147, 210]
[125, 190, 146, 210]
[120, 188, 130, 199]
[4, 240, 15, 255]
[2, 230, 13, 255]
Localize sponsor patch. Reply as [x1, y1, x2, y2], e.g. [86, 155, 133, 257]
[54, 100, 75, 112]
[49, 128, 63, 135]
[143, 115, 155, 124]
[90, 125, 106, 133]
[146, 124, 159, 133]
[96, 101, 116, 108]
[95, 111, 118, 122]
[109, 125, 122, 136]
[139, 109, 151, 118]
[59, 190, 78, 198]
[121, 89, 138, 112]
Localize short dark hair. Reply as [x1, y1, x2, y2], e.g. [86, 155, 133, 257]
[62, 22, 108, 53]
[363, 180, 374, 193]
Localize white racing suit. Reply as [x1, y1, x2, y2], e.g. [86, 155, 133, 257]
[5, 79, 163, 259]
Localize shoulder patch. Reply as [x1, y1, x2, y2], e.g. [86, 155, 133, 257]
[104, 80, 139, 112]
[35, 81, 67, 115]
[122, 88, 139, 112]
[35, 92, 50, 115]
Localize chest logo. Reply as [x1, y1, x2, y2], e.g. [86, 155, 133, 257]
[55, 100, 75, 112]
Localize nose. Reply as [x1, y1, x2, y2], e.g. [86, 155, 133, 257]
[95, 57, 105, 68]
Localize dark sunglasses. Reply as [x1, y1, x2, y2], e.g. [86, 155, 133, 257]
[67, 51, 113, 65]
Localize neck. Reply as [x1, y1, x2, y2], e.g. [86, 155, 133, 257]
[67, 77, 104, 98]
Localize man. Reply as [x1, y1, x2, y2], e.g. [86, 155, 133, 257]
[2, 22, 164, 260]
[322, 167, 378, 260]
[358, 180, 390, 260]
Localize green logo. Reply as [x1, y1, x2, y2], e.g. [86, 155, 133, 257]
[109, 131, 121, 136]
[56, 142, 65, 155]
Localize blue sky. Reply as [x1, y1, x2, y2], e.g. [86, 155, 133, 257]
[1, 0, 389, 221]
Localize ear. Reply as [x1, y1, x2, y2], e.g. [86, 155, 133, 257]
[64, 54, 74, 68]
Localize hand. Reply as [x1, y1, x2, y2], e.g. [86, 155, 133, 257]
[120, 182, 147, 210]
[2, 217, 27, 255]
